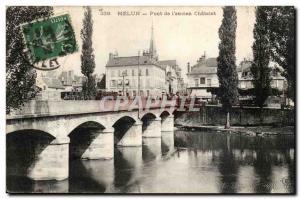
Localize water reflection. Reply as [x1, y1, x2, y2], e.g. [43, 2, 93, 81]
[80, 159, 114, 192]
[113, 147, 142, 193]
[161, 131, 175, 156]
[69, 159, 106, 193]
[218, 134, 239, 193]
[143, 138, 162, 162]
[6, 176, 69, 193]
[7, 129, 295, 194]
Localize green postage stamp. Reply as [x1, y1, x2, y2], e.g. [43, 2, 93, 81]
[21, 14, 77, 70]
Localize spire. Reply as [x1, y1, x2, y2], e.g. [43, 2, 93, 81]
[149, 20, 157, 59]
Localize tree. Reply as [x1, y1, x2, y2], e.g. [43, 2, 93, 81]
[217, 6, 239, 129]
[97, 74, 106, 89]
[268, 7, 295, 102]
[81, 6, 96, 99]
[251, 7, 272, 122]
[6, 6, 53, 113]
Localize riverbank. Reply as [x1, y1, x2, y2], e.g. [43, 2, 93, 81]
[174, 105, 295, 127]
[176, 124, 295, 137]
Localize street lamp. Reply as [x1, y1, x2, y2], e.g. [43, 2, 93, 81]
[137, 51, 140, 119]
[122, 71, 127, 96]
[137, 51, 140, 97]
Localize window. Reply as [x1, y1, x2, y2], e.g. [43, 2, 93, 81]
[110, 80, 116, 87]
[111, 70, 115, 77]
[271, 80, 277, 88]
[240, 81, 246, 89]
[132, 79, 136, 87]
[200, 77, 205, 84]
[132, 69, 135, 76]
[146, 69, 149, 76]
[194, 79, 199, 87]
[118, 80, 123, 86]
[139, 69, 142, 76]
[207, 79, 211, 86]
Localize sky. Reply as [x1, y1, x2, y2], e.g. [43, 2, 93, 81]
[52, 6, 256, 80]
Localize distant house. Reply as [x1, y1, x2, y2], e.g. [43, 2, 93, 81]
[186, 54, 287, 101]
[106, 51, 167, 97]
[105, 24, 183, 97]
[158, 60, 184, 94]
[35, 71, 65, 100]
[186, 54, 219, 100]
[59, 70, 84, 92]
[38, 77, 65, 91]
[238, 59, 286, 91]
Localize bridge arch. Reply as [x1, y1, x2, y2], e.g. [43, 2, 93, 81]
[141, 112, 157, 131]
[160, 110, 171, 118]
[141, 112, 157, 120]
[141, 112, 161, 138]
[6, 119, 59, 138]
[7, 129, 56, 180]
[68, 121, 107, 160]
[113, 116, 137, 145]
[140, 111, 158, 120]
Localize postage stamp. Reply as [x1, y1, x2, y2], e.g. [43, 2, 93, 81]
[21, 13, 77, 70]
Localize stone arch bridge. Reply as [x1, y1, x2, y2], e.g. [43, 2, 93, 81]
[6, 100, 176, 181]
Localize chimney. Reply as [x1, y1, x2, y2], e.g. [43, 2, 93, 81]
[109, 52, 114, 60]
[187, 62, 190, 73]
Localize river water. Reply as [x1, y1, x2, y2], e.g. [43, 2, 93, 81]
[7, 129, 295, 194]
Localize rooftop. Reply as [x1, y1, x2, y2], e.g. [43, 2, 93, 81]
[42, 77, 65, 89]
[158, 60, 177, 67]
[188, 58, 218, 75]
[107, 55, 160, 66]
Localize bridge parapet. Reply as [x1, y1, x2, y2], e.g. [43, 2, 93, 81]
[7, 99, 177, 119]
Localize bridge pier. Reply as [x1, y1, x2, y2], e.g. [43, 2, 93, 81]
[27, 136, 69, 181]
[81, 128, 114, 160]
[117, 120, 142, 147]
[143, 117, 162, 138]
[161, 115, 174, 132]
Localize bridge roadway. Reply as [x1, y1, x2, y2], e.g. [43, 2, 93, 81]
[6, 99, 177, 181]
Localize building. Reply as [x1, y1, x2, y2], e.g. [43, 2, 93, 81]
[238, 59, 286, 91]
[58, 70, 84, 92]
[186, 54, 287, 101]
[186, 53, 219, 100]
[35, 71, 65, 100]
[158, 60, 185, 94]
[105, 24, 183, 97]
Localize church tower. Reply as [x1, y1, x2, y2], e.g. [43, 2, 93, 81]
[149, 21, 158, 60]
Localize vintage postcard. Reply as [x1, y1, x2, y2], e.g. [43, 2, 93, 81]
[6, 6, 295, 194]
